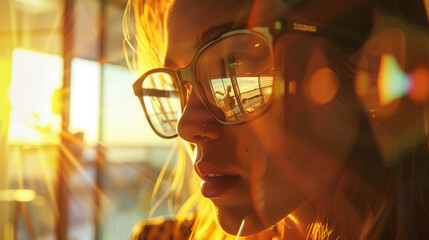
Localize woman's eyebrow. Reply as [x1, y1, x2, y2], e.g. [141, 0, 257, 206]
[194, 22, 247, 49]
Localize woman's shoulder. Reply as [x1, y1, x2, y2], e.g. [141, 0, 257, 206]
[128, 216, 194, 240]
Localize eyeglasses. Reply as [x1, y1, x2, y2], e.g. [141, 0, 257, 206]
[133, 19, 362, 138]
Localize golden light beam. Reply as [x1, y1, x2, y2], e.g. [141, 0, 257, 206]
[58, 130, 111, 204]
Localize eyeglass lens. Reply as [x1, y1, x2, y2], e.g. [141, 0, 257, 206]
[142, 72, 180, 137]
[196, 33, 274, 122]
[140, 33, 274, 137]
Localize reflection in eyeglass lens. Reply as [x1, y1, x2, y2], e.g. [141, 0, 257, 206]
[196, 34, 274, 122]
[142, 72, 180, 137]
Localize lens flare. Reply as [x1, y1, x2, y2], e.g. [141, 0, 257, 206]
[274, 21, 283, 30]
[378, 54, 410, 105]
[378, 54, 429, 105]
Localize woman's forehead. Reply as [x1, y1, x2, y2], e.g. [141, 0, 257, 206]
[167, 0, 257, 26]
[165, 0, 281, 66]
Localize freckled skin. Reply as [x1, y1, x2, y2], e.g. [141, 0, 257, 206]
[168, 0, 359, 236]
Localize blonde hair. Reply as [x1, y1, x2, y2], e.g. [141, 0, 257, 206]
[123, 0, 169, 74]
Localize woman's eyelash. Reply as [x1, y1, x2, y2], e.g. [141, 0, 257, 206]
[193, 38, 204, 50]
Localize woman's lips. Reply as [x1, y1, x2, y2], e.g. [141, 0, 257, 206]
[196, 161, 241, 198]
[201, 175, 241, 198]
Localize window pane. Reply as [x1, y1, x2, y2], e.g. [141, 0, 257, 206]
[69, 58, 101, 146]
[9, 49, 63, 145]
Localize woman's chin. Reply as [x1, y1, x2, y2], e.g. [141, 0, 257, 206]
[213, 205, 275, 236]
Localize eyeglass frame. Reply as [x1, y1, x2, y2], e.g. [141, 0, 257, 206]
[133, 19, 363, 138]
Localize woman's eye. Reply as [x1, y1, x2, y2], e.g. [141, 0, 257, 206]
[222, 51, 271, 76]
[224, 52, 250, 68]
[225, 52, 242, 67]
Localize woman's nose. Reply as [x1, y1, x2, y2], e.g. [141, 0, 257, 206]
[177, 90, 223, 143]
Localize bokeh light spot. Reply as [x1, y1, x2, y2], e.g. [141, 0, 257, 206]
[307, 68, 338, 105]
[0, 189, 36, 202]
[14, 189, 37, 202]
[409, 65, 429, 103]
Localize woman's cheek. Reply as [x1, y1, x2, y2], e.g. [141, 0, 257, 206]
[265, 91, 358, 197]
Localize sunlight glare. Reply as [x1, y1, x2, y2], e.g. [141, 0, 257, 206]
[8, 49, 63, 144]
[69, 58, 101, 146]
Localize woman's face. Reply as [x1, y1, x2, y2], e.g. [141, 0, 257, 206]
[167, 0, 359, 235]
